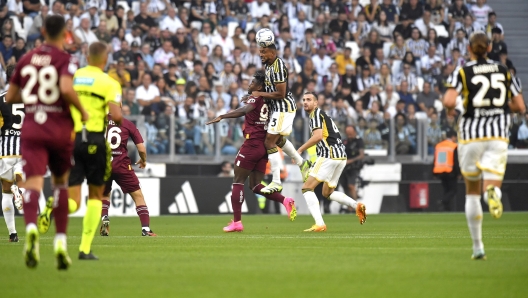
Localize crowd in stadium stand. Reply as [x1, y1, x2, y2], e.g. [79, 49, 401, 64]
[0, 0, 524, 155]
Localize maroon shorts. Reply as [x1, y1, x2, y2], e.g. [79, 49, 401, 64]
[21, 134, 74, 178]
[103, 162, 141, 196]
[235, 139, 268, 173]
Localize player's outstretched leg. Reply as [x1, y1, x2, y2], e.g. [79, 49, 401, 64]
[224, 183, 245, 232]
[2, 190, 18, 242]
[100, 199, 110, 236]
[53, 184, 71, 270]
[465, 194, 485, 260]
[326, 190, 367, 225]
[23, 189, 41, 268]
[253, 184, 296, 221]
[277, 137, 311, 182]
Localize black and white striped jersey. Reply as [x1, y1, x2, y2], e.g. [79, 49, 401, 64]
[0, 91, 23, 157]
[264, 57, 297, 113]
[309, 107, 346, 159]
[447, 59, 522, 143]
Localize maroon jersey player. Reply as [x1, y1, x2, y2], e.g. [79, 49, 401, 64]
[206, 70, 296, 232]
[99, 114, 156, 237]
[6, 15, 89, 270]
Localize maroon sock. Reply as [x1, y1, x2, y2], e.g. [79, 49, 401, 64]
[231, 183, 244, 222]
[101, 199, 110, 217]
[23, 189, 40, 225]
[136, 205, 150, 228]
[53, 185, 69, 234]
[253, 184, 285, 204]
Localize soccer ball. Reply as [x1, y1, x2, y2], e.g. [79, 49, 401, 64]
[256, 29, 275, 48]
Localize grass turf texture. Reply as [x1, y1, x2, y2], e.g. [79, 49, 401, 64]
[1, 213, 527, 298]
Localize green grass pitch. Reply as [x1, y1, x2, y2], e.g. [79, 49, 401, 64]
[1, 213, 527, 298]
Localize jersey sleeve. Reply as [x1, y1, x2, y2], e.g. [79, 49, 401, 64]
[510, 74, 522, 96]
[59, 54, 79, 78]
[310, 109, 322, 131]
[272, 59, 288, 84]
[446, 66, 464, 93]
[128, 120, 144, 144]
[106, 79, 123, 105]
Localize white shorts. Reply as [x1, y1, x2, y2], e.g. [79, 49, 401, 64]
[267, 112, 295, 136]
[458, 140, 508, 181]
[309, 157, 346, 188]
[0, 157, 24, 182]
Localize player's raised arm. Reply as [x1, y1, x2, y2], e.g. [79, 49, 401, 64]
[206, 103, 256, 125]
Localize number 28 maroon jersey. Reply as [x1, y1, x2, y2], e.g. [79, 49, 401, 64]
[10, 44, 78, 138]
[107, 114, 144, 168]
[243, 95, 269, 141]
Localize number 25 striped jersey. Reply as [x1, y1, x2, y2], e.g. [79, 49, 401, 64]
[0, 90, 23, 157]
[309, 107, 346, 159]
[447, 58, 522, 143]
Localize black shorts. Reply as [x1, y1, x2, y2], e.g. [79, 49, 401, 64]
[69, 132, 111, 186]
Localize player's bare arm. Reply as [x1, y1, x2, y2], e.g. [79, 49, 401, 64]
[5, 84, 22, 104]
[297, 128, 322, 154]
[60, 76, 90, 122]
[509, 94, 526, 114]
[442, 88, 459, 113]
[136, 143, 147, 169]
[108, 102, 123, 125]
[206, 104, 256, 125]
[252, 82, 287, 100]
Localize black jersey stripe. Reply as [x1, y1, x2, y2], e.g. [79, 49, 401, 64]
[265, 57, 297, 113]
[310, 108, 346, 159]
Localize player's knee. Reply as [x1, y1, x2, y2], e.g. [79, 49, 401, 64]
[276, 136, 286, 148]
[322, 189, 334, 198]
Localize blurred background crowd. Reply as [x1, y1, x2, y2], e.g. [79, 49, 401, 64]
[0, 0, 525, 156]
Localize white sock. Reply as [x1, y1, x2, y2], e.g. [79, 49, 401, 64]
[268, 151, 282, 184]
[26, 223, 37, 232]
[54, 233, 67, 249]
[2, 193, 16, 234]
[280, 139, 304, 166]
[483, 186, 502, 204]
[328, 191, 357, 209]
[303, 191, 325, 226]
[465, 194, 484, 253]
[142, 227, 150, 231]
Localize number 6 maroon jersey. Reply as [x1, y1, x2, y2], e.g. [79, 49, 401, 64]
[106, 114, 144, 167]
[10, 44, 78, 139]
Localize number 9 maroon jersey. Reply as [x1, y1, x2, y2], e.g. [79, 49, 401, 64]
[242, 95, 269, 141]
[10, 44, 78, 177]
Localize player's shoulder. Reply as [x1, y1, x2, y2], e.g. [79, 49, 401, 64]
[310, 107, 322, 119]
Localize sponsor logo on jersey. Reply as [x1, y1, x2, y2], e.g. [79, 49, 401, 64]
[74, 77, 95, 86]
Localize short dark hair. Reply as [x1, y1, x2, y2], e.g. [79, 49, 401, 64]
[5, 64, 16, 81]
[44, 15, 66, 40]
[3, 34, 12, 40]
[253, 70, 266, 86]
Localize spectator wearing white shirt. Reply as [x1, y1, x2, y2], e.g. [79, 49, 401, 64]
[153, 40, 175, 68]
[454, 14, 483, 38]
[485, 12, 504, 40]
[414, 9, 435, 38]
[64, 4, 81, 29]
[290, 10, 313, 43]
[351, 12, 371, 43]
[240, 41, 262, 69]
[8, 0, 23, 15]
[146, 0, 166, 19]
[160, 6, 184, 34]
[406, 28, 429, 60]
[394, 65, 419, 94]
[283, 0, 306, 21]
[446, 29, 469, 59]
[357, 68, 376, 96]
[136, 73, 162, 115]
[211, 81, 232, 105]
[198, 22, 215, 53]
[470, 0, 493, 28]
[125, 26, 143, 47]
[380, 84, 400, 115]
[311, 45, 334, 77]
[420, 45, 443, 77]
[517, 113, 528, 147]
[212, 25, 234, 58]
[82, 3, 100, 30]
[250, 0, 271, 20]
[75, 16, 99, 45]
